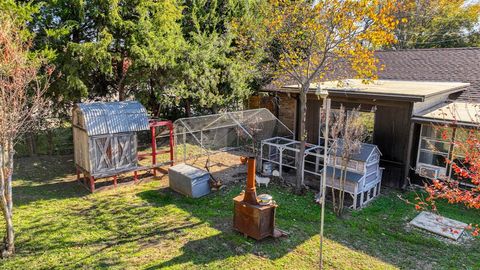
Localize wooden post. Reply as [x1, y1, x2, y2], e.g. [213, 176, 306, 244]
[89, 176, 95, 193]
[353, 186, 358, 210]
[319, 97, 331, 270]
[279, 147, 283, 177]
[151, 125, 157, 176]
[113, 175, 117, 188]
[134, 171, 138, 183]
[169, 122, 174, 166]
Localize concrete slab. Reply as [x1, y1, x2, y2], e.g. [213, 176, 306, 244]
[409, 211, 467, 240]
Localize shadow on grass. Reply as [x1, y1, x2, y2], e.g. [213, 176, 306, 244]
[10, 155, 479, 269]
[13, 155, 90, 206]
[14, 155, 75, 184]
[59, 221, 204, 269]
[137, 183, 320, 269]
[12, 154, 160, 206]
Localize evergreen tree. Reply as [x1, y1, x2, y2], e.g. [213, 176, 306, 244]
[170, 0, 261, 115]
[29, 0, 184, 116]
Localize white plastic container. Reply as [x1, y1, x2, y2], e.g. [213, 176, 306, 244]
[262, 162, 273, 176]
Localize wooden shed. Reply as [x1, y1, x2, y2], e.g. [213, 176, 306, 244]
[256, 79, 470, 188]
[72, 101, 149, 179]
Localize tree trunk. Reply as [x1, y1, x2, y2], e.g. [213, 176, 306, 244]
[0, 141, 15, 257]
[117, 57, 127, 101]
[26, 133, 36, 157]
[330, 146, 338, 213]
[118, 84, 126, 101]
[295, 85, 309, 194]
[184, 99, 192, 117]
[47, 129, 54, 156]
[337, 160, 348, 216]
[148, 77, 160, 117]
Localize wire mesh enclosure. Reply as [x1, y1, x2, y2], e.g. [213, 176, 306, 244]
[173, 109, 293, 163]
[260, 137, 326, 179]
[260, 136, 383, 209]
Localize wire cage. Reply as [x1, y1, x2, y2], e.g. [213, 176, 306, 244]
[173, 109, 293, 163]
[260, 137, 327, 179]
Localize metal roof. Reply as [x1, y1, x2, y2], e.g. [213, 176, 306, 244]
[75, 101, 149, 136]
[412, 102, 480, 127]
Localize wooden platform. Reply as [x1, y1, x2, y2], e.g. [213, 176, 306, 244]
[410, 211, 467, 240]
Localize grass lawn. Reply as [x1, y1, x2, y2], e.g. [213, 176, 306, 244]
[0, 155, 479, 269]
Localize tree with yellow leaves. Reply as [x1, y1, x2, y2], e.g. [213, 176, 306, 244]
[234, 0, 400, 193]
[234, 1, 400, 268]
[394, 0, 480, 49]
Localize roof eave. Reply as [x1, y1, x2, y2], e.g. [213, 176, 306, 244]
[423, 84, 471, 99]
[411, 116, 479, 128]
[263, 82, 470, 102]
[268, 87, 426, 102]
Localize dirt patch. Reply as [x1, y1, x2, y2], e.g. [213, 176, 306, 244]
[164, 150, 250, 186]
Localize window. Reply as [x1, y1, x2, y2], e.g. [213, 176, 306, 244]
[452, 128, 480, 158]
[417, 125, 479, 183]
[418, 151, 447, 168]
[359, 111, 375, 144]
[416, 125, 451, 173]
[327, 156, 360, 173]
[448, 128, 480, 186]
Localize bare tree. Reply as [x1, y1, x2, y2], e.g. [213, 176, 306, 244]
[328, 106, 367, 216]
[0, 14, 51, 257]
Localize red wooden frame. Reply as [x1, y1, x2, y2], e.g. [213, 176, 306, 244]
[76, 119, 174, 193]
[141, 120, 175, 176]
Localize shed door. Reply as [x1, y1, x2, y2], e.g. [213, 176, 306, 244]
[90, 133, 137, 175]
[91, 135, 116, 173]
[114, 133, 137, 170]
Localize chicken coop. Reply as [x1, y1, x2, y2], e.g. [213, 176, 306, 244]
[260, 138, 383, 209]
[324, 140, 383, 209]
[72, 101, 174, 192]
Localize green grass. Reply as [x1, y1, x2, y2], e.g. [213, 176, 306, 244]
[0, 155, 479, 269]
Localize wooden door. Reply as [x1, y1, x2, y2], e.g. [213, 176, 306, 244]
[113, 133, 137, 170]
[91, 135, 116, 174]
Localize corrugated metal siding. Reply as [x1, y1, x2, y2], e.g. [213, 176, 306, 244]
[76, 101, 149, 136]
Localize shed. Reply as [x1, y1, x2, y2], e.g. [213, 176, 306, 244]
[256, 79, 470, 188]
[72, 101, 149, 178]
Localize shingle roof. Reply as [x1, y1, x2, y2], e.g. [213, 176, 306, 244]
[375, 48, 480, 102]
[330, 139, 381, 162]
[325, 167, 363, 182]
[76, 101, 149, 136]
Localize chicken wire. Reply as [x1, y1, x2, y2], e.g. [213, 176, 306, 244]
[174, 108, 293, 163]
